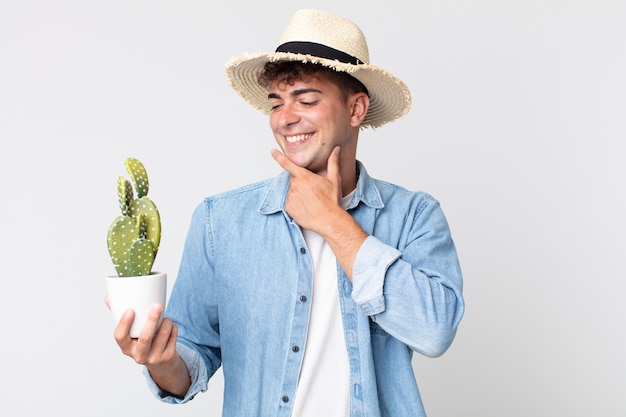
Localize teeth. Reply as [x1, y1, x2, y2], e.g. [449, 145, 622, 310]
[285, 134, 312, 143]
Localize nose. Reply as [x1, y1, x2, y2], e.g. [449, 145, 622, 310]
[277, 102, 300, 127]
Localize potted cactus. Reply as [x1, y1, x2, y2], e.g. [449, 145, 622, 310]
[105, 157, 166, 338]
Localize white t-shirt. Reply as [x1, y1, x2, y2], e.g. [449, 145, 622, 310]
[290, 193, 354, 417]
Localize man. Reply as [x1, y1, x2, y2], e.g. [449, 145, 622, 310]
[110, 9, 464, 417]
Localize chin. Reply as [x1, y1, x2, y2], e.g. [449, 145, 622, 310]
[285, 153, 310, 168]
[285, 151, 326, 172]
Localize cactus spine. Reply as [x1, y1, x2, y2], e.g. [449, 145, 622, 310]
[107, 158, 161, 277]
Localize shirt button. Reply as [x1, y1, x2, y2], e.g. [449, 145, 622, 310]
[282, 395, 289, 403]
[292, 345, 300, 352]
[300, 247, 306, 254]
[299, 295, 307, 302]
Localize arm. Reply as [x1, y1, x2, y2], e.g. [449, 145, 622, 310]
[270, 148, 464, 356]
[352, 197, 464, 357]
[270, 146, 367, 279]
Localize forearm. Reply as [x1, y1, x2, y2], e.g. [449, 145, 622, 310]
[319, 208, 368, 280]
[352, 234, 464, 357]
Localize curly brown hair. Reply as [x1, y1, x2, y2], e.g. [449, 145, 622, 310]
[258, 61, 369, 103]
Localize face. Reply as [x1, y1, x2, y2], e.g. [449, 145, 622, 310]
[268, 75, 362, 174]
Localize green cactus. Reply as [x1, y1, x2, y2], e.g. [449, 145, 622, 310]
[107, 157, 161, 277]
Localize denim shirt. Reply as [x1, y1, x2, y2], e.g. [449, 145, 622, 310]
[143, 162, 464, 417]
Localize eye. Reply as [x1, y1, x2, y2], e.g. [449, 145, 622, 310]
[269, 101, 283, 111]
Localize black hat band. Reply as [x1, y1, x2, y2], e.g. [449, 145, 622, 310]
[276, 41, 364, 65]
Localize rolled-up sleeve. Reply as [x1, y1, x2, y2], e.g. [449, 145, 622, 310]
[351, 235, 402, 315]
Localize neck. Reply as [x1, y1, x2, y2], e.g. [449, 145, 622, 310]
[339, 160, 359, 197]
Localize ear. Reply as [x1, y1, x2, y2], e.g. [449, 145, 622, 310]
[349, 92, 370, 127]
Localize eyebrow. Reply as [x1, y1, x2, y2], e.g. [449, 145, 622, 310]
[268, 88, 323, 100]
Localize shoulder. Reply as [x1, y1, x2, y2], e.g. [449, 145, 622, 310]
[372, 177, 439, 213]
[205, 178, 274, 202]
[357, 162, 438, 212]
[187, 178, 275, 221]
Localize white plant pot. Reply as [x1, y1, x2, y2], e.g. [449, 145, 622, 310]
[105, 271, 167, 338]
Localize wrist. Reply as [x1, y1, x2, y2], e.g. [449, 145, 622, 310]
[148, 355, 191, 398]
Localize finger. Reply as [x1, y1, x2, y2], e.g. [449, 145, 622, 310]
[148, 321, 179, 367]
[326, 146, 343, 200]
[114, 308, 135, 347]
[326, 146, 341, 183]
[104, 294, 110, 310]
[136, 304, 163, 346]
[270, 148, 305, 177]
[163, 321, 179, 358]
[153, 317, 174, 354]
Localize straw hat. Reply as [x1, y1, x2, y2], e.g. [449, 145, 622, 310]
[224, 9, 411, 129]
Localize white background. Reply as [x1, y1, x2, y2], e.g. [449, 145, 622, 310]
[1, 0, 624, 416]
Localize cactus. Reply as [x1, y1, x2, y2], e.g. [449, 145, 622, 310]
[107, 157, 161, 277]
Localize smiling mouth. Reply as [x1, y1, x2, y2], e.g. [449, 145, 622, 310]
[285, 133, 313, 143]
